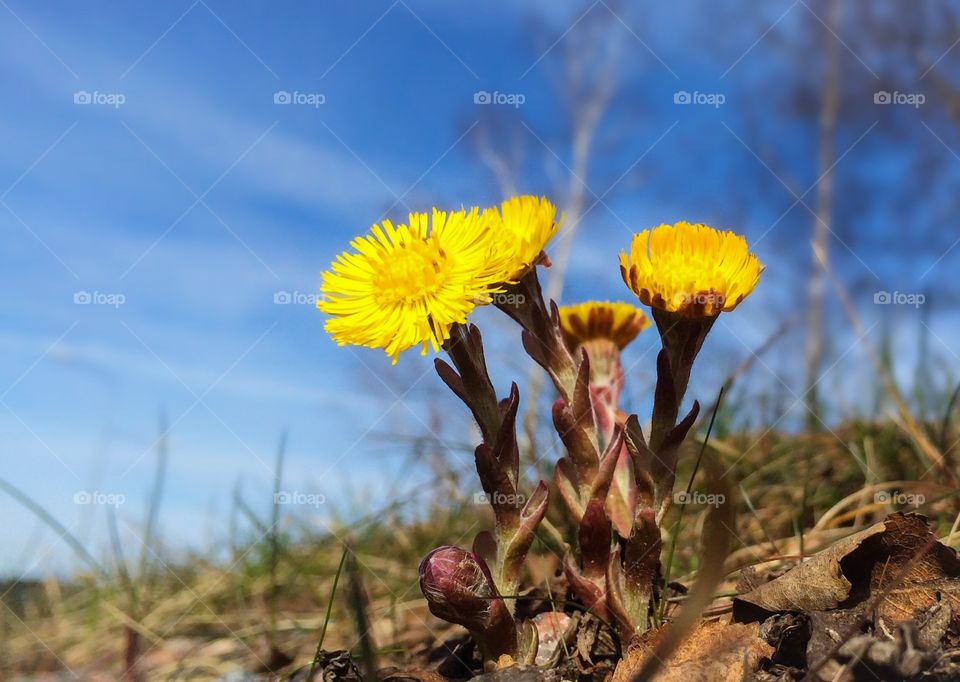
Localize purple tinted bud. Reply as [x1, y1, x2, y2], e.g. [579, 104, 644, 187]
[419, 546, 517, 661]
[419, 546, 499, 631]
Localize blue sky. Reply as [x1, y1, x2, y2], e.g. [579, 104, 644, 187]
[2, 0, 958, 575]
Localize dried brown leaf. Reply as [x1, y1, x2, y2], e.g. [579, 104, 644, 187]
[612, 620, 773, 682]
[734, 513, 960, 624]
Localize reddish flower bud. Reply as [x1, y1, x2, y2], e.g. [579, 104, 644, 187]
[419, 546, 517, 662]
[419, 546, 500, 630]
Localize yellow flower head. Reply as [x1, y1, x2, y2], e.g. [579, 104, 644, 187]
[318, 208, 501, 363]
[482, 195, 561, 282]
[559, 301, 650, 350]
[620, 222, 763, 317]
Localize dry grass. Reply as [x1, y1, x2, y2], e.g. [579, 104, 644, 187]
[4, 389, 958, 681]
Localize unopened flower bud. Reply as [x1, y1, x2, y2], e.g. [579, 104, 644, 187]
[419, 546, 517, 661]
[419, 546, 500, 631]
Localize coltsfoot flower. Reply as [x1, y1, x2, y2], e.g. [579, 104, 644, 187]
[558, 301, 650, 351]
[558, 302, 647, 536]
[619, 222, 763, 317]
[482, 195, 561, 283]
[318, 209, 502, 363]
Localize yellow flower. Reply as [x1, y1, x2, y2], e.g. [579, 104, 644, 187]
[482, 195, 561, 282]
[559, 301, 650, 350]
[620, 222, 763, 317]
[318, 208, 501, 363]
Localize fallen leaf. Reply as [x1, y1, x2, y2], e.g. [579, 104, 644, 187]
[532, 612, 574, 666]
[758, 612, 809, 668]
[734, 524, 887, 618]
[914, 600, 953, 651]
[804, 606, 867, 674]
[735, 564, 780, 594]
[574, 612, 619, 664]
[472, 667, 550, 681]
[380, 671, 448, 682]
[733, 513, 960, 625]
[808, 626, 933, 682]
[612, 620, 773, 682]
[860, 515, 960, 624]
